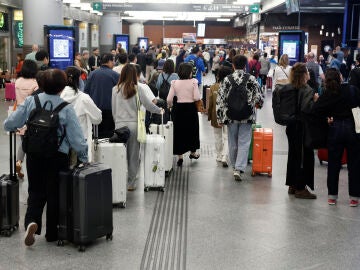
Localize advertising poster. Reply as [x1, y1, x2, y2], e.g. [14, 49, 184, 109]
[79, 22, 88, 48]
[91, 25, 99, 48]
[182, 33, 196, 43]
[14, 21, 23, 48]
[114, 35, 129, 53]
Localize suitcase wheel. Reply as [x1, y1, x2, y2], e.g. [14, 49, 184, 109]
[106, 233, 113, 241]
[144, 187, 150, 192]
[319, 160, 323, 165]
[57, 240, 65, 247]
[251, 172, 256, 177]
[78, 245, 86, 252]
[120, 202, 126, 208]
[160, 187, 165, 192]
[268, 172, 272, 177]
[1, 230, 12, 237]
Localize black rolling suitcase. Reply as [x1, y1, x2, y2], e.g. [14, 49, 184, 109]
[58, 163, 113, 252]
[0, 132, 19, 236]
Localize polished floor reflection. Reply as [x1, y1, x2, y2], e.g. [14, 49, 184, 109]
[0, 77, 359, 270]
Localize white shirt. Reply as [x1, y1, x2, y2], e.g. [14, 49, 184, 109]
[273, 65, 292, 89]
[60, 86, 102, 161]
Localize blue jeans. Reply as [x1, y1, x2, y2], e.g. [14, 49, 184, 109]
[227, 122, 252, 172]
[327, 118, 360, 199]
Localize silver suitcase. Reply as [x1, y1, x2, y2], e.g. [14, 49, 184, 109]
[149, 121, 173, 174]
[144, 134, 165, 192]
[93, 126, 127, 208]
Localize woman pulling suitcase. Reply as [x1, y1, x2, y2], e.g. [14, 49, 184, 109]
[4, 69, 88, 247]
[112, 64, 163, 191]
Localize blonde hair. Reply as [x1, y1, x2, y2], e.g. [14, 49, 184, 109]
[278, 54, 289, 68]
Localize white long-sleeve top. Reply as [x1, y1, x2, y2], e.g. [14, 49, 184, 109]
[60, 86, 102, 160]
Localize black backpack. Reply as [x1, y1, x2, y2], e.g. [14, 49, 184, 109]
[158, 73, 171, 100]
[187, 57, 198, 79]
[145, 53, 153, 66]
[148, 71, 160, 97]
[272, 84, 298, 126]
[22, 94, 69, 158]
[226, 74, 253, 121]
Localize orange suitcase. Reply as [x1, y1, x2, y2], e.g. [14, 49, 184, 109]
[251, 128, 273, 177]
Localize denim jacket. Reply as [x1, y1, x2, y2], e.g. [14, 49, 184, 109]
[4, 93, 88, 162]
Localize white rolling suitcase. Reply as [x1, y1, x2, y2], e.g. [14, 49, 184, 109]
[93, 127, 127, 208]
[149, 121, 173, 175]
[144, 134, 166, 192]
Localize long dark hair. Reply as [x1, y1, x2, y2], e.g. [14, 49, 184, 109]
[65, 66, 81, 93]
[116, 64, 137, 98]
[307, 69, 319, 92]
[324, 68, 341, 94]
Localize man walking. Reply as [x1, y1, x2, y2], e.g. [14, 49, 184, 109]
[88, 48, 101, 71]
[85, 53, 119, 138]
[184, 46, 205, 95]
[306, 52, 325, 85]
[216, 55, 263, 181]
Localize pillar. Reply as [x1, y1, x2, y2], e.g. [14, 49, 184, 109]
[129, 22, 144, 47]
[23, 0, 63, 54]
[100, 13, 122, 54]
[342, 0, 360, 48]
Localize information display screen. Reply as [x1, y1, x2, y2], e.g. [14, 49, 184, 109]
[45, 26, 75, 70]
[138, 37, 148, 51]
[0, 12, 9, 32]
[114, 34, 129, 53]
[278, 31, 305, 66]
[197, 23, 206, 37]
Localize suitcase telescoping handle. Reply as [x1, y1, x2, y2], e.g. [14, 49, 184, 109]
[93, 124, 98, 151]
[9, 131, 17, 181]
[156, 113, 165, 138]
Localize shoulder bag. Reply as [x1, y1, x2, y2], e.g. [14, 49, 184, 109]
[136, 91, 147, 143]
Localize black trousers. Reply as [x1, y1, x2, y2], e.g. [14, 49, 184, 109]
[25, 152, 69, 241]
[98, 110, 115, 139]
[327, 119, 360, 198]
[286, 121, 315, 190]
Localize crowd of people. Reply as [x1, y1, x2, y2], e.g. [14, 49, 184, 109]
[3, 41, 360, 248]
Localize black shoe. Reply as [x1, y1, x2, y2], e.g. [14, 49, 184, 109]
[177, 158, 183, 166]
[189, 153, 200, 160]
[294, 188, 317, 199]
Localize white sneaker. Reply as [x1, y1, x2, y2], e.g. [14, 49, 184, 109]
[24, 222, 38, 246]
[233, 170, 241, 181]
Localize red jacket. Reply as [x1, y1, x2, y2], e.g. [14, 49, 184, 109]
[248, 59, 261, 78]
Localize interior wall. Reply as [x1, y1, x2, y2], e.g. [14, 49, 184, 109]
[122, 22, 244, 45]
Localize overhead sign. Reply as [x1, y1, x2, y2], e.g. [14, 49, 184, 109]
[250, 4, 260, 13]
[92, 2, 102, 12]
[100, 3, 248, 13]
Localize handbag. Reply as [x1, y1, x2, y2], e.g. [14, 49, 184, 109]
[195, 99, 205, 112]
[109, 126, 130, 143]
[352, 107, 360, 133]
[136, 91, 147, 143]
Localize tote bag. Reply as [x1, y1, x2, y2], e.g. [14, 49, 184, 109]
[352, 107, 360, 133]
[136, 91, 147, 143]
